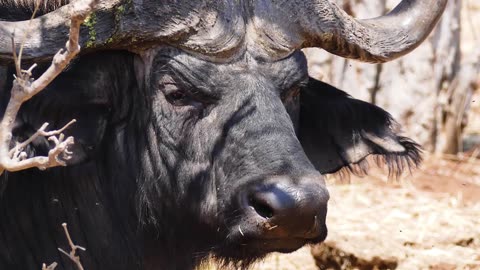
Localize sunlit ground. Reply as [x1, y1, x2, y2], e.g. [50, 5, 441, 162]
[200, 154, 480, 270]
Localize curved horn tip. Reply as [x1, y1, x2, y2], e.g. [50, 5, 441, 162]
[297, 0, 448, 63]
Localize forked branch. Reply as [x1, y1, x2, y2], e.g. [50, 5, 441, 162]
[42, 223, 86, 270]
[42, 262, 58, 270]
[0, 0, 99, 175]
[58, 223, 86, 270]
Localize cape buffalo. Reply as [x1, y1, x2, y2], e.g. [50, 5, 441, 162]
[0, 0, 446, 269]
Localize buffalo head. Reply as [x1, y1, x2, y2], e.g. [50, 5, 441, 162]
[0, 0, 445, 269]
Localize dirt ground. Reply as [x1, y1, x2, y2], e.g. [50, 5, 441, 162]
[251, 154, 480, 270]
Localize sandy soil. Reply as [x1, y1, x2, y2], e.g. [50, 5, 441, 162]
[250, 155, 480, 270]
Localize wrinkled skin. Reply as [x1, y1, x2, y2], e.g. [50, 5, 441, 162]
[0, 45, 420, 269]
[137, 48, 329, 268]
[0, 0, 437, 268]
[0, 48, 328, 270]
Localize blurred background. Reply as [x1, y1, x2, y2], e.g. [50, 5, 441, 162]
[251, 0, 480, 269]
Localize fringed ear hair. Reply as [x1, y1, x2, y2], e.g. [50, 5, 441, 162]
[334, 135, 423, 180]
[299, 78, 423, 179]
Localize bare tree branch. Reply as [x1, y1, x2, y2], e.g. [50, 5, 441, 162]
[0, 0, 99, 175]
[42, 262, 58, 270]
[58, 223, 86, 270]
[42, 223, 86, 270]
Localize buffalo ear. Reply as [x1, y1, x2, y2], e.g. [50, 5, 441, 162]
[299, 78, 422, 177]
[3, 63, 111, 167]
[12, 104, 109, 166]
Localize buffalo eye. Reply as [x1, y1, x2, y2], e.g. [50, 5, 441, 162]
[159, 75, 201, 108]
[165, 87, 204, 108]
[166, 89, 191, 106]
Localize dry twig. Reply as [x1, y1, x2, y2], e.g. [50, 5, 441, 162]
[0, 0, 99, 175]
[58, 223, 86, 270]
[42, 223, 86, 270]
[42, 262, 58, 270]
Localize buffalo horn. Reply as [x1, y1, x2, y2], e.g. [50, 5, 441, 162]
[284, 0, 448, 63]
[0, 0, 243, 63]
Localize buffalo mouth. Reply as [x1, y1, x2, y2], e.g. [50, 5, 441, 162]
[215, 207, 328, 261]
[225, 208, 329, 252]
[213, 175, 329, 260]
[236, 218, 328, 251]
[238, 232, 328, 253]
[213, 227, 327, 264]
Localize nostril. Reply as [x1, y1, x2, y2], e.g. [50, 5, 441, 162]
[248, 194, 274, 219]
[239, 178, 328, 239]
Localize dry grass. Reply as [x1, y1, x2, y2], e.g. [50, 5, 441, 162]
[319, 183, 480, 269]
[200, 157, 480, 270]
[256, 155, 480, 270]
[198, 247, 318, 270]
[307, 153, 480, 270]
[252, 248, 319, 270]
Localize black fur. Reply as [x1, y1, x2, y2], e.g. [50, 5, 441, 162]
[299, 78, 422, 178]
[0, 48, 421, 270]
[1, 52, 141, 270]
[0, 0, 70, 21]
[0, 49, 326, 270]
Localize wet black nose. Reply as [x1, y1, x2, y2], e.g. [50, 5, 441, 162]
[244, 175, 329, 239]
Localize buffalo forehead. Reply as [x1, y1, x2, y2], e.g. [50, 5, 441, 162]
[151, 47, 308, 91]
[165, 0, 305, 60]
